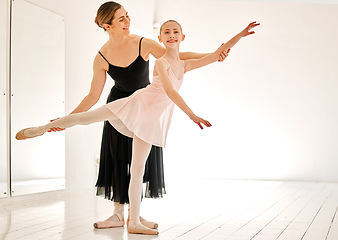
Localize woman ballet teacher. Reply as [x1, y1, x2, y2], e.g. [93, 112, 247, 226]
[49, 1, 227, 228]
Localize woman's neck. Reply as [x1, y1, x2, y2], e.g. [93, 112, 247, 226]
[107, 31, 129, 46]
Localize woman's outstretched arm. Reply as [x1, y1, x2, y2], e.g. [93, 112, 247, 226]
[49, 53, 107, 132]
[155, 59, 211, 129]
[184, 21, 260, 73]
[142, 38, 227, 61]
[179, 51, 227, 62]
[70, 54, 108, 114]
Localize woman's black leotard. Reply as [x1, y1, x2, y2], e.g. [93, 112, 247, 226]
[95, 37, 165, 203]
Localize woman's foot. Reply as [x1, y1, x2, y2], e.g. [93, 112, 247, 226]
[15, 127, 44, 140]
[93, 213, 125, 229]
[127, 222, 159, 235]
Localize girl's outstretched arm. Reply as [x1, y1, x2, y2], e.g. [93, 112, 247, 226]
[155, 59, 211, 129]
[184, 21, 260, 73]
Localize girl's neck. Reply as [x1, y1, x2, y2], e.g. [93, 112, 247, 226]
[163, 47, 180, 62]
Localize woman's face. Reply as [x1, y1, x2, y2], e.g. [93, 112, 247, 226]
[105, 7, 131, 35]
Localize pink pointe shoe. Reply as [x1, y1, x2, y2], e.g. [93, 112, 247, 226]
[15, 128, 33, 140]
[126, 217, 158, 229]
[93, 214, 125, 229]
[16, 127, 44, 140]
[127, 225, 159, 235]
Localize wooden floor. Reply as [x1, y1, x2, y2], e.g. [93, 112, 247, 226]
[1, 180, 338, 240]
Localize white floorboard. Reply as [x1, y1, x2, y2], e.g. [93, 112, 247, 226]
[1, 180, 338, 240]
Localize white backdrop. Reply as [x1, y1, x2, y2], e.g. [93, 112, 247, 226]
[17, 0, 338, 194]
[155, 0, 338, 182]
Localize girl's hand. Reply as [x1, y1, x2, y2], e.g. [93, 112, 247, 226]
[190, 115, 212, 129]
[48, 118, 65, 132]
[240, 21, 260, 37]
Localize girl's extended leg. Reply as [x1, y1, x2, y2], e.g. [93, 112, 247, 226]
[127, 135, 158, 235]
[16, 106, 114, 140]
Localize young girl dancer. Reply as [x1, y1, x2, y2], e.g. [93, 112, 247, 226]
[16, 20, 259, 235]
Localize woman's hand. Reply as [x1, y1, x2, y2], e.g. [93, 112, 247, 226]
[48, 118, 65, 132]
[218, 46, 230, 62]
[215, 45, 231, 60]
[240, 21, 260, 37]
[190, 115, 212, 129]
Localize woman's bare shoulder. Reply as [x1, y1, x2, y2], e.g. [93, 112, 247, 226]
[129, 34, 142, 42]
[98, 41, 111, 54]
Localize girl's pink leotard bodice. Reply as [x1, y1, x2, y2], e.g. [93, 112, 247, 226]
[104, 58, 184, 147]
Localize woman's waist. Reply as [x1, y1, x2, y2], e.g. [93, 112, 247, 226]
[113, 82, 149, 93]
[107, 84, 148, 102]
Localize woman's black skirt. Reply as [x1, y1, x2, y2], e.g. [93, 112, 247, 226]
[95, 87, 166, 203]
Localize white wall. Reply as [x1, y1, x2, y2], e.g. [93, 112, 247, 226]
[0, 0, 8, 185]
[155, 0, 338, 182]
[10, 0, 338, 195]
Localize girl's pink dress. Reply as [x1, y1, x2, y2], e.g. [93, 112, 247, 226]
[104, 58, 184, 147]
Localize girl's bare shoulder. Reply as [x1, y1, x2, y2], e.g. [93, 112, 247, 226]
[155, 57, 169, 67]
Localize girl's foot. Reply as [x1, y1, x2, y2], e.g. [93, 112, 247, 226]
[127, 222, 159, 235]
[16, 127, 44, 140]
[93, 213, 125, 229]
[140, 216, 158, 229]
[127, 216, 158, 229]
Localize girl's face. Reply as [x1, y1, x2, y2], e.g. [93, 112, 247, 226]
[103, 7, 130, 35]
[158, 22, 185, 48]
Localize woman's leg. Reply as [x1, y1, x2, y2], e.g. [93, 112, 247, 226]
[17, 106, 114, 139]
[127, 135, 158, 235]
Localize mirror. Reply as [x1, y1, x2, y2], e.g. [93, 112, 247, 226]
[10, 0, 65, 196]
[0, 0, 7, 198]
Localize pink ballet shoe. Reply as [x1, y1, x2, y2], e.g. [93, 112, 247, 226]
[93, 214, 124, 229]
[126, 217, 158, 229]
[140, 217, 158, 229]
[127, 225, 159, 235]
[15, 128, 32, 140]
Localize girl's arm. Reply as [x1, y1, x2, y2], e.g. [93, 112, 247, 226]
[184, 21, 260, 73]
[155, 59, 212, 129]
[142, 38, 227, 61]
[179, 51, 227, 61]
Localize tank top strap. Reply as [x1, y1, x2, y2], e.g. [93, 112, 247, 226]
[161, 57, 170, 67]
[161, 57, 184, 69]
[98, 51, 110, 65]
[139, 37, 144, 56]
